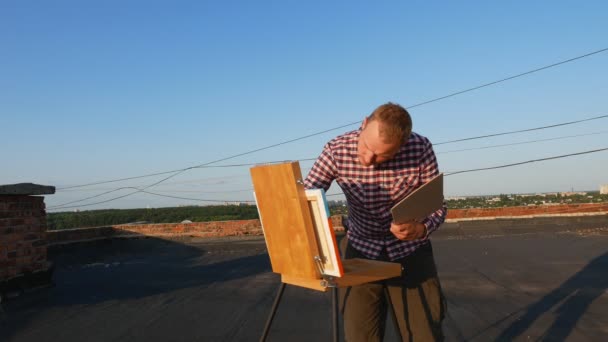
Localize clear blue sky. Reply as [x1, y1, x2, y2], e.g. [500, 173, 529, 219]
[1, 1, 607, 211]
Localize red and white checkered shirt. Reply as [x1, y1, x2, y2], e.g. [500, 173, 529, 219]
[304, 129, 447, 261]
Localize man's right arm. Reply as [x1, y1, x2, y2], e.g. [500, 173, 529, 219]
[303, 143, 338, 191]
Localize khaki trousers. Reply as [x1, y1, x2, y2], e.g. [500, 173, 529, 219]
[340, 238, 446, 342]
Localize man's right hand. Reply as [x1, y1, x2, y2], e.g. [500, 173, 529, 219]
[390, 221, 427, 241]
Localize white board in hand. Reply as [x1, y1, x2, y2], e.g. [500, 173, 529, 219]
[390, 173, 444, 223]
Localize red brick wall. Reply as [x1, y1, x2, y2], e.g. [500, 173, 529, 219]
[47, 217, 347, 246]
[46, 226, 116, 245]
[44, 203, 608, 246]
[46, 220, 266, 245]
[114, 219, 265, 238]
[0, 195, 48, 281]
[447, 203, 608, 220]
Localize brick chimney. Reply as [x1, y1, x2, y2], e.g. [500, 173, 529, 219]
[0, 183, 55, 302]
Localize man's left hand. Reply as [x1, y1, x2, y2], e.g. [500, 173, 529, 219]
[390, 221, 427, 241]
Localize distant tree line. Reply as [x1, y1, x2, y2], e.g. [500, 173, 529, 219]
[47, 205, 260, 230]
[48, 193, 607, 230]
[447, 192, 608, 209]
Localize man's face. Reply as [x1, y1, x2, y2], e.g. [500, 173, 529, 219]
[357, 119, 402, 166]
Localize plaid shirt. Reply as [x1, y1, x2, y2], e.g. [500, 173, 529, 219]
[304, 129, 447, 261]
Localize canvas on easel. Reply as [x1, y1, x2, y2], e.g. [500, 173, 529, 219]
[306, 189, 343, 278]
[250, 161, 401, 291]
[251, 161, 404, 342]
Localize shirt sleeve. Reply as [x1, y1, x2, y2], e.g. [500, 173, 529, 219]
[304, 143, 338, 191]
[418, 138, 447, 237]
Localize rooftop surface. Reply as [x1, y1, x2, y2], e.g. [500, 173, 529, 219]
[1, 223, 607, 341]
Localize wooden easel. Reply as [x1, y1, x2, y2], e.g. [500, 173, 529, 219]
[251, 161, 403, 342]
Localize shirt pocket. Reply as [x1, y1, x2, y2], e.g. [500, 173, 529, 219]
[390, 172, 419, 202]
[339, 177, 391, 209]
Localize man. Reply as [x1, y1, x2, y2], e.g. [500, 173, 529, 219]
[304, 102, 447, 341]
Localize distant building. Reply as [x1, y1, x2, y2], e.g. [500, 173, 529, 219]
[446, 196, 467, 201]
[224, 202, 242, 206]
[601, 184, 608, 195]
[560, 191, 587, 196]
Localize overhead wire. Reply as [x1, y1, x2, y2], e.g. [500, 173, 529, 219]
[55, 128, 608, 200]
[49, 187, 138, 208]
[54, 127, 608, 208]
[59, 187, 255, 193]
[303, 147, 608, 198]
[55, 113, 607, 196]
[48, 187, 256, 210]
[402, 47, 608, 110]
[51, 135, 607, 209]
[49, 146, 608, 211]
[50, 48, 608, 208]
[144, 188, 253, 194]
[57, 47, 608, 191]
[139, 190, 255, 204]
[436, 130, 608, 154]
[434, 114, 608, 145]
[444, 147, 608, 176]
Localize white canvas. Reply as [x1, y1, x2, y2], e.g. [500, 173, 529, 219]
[306, 189, 344, 278]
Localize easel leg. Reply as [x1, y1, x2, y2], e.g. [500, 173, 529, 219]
[384, 285, 403, 341]
[260, 282, 286, 342]
[332, 287, 339, 342]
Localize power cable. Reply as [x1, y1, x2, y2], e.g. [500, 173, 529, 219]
[404, 47, 608, 109]
[444, 147, 608, 176]
[139, 190, 255, 204]
[57, 170, 184, 190]
[49, 146, 608, 211]
[144, 188, 253, 194]
[55, 128, 607, 198]
[48, 188, 256, 210]
[57, 133, 347, 190]
[50, 185, 258, 209]
[49, 187, 138, 209]
[51, 127, 606, 209]
[54, 149, 316, 208]
[436, 131, 608, 154]
[305, 147, 608, 198]
[435, 114, 608, 145]
[59, 187, 255, 193]
[57, 47, 608, 191]
[56, 111, 607, 197]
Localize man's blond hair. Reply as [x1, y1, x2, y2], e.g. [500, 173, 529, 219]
[368, 102, 412, 142]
